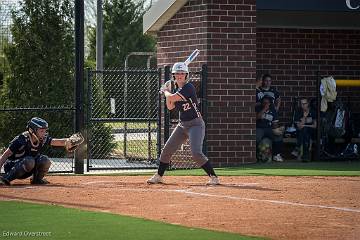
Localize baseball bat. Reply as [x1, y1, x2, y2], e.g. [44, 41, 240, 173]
[159, 49, 200, 95]
[184, 49, 200, 66]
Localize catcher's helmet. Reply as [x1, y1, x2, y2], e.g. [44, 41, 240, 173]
[27, 117, 49, 142]
[28, 117, 48, 132]
[172, 62, 189, 74]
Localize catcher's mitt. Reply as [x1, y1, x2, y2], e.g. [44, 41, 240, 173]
[65, 132, 84, 152]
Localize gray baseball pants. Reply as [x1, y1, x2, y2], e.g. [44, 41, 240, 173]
[159, 117, 208, 166]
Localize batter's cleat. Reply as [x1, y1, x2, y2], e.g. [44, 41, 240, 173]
[147, 173, 163, 184]
[0, 177, 10, 186]
[30, 178, 50, 185]
[207, 176, 220, 185]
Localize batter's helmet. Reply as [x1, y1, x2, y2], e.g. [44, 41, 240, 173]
[172, 62, 189, 74]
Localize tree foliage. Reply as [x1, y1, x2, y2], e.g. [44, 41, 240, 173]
[0, 0, 118, 159]
[0, 0, 74, 148]
[3, 0, 74, 106]
[87, 0, 156, 68]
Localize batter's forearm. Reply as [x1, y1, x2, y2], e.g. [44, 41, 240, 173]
[164, 90, 183, 103]
[166, 97, 175, 110]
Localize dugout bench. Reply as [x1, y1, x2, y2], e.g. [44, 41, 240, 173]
[283, 137, 360, 161]
[282, 75, 360, 161]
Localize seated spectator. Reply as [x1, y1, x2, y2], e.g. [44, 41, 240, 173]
[291, 98, 317, 161]
[256, 96, 284, 162]
[258, 74, 281, 112]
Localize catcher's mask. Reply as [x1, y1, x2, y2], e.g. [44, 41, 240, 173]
[27, 117, 49, 142]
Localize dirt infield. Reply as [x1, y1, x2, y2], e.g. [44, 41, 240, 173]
[0, 175, 359, 240]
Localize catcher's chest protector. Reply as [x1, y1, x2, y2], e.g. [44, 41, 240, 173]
[8, 132, 50, 160]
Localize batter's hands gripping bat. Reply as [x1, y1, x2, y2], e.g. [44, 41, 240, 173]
[65, 132, 84, 152]
[160, 49, 200, 95]
[160, 80, 172, 94]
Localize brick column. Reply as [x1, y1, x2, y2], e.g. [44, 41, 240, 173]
[205, 0, 256, 166]
[157, 0, 257, 166]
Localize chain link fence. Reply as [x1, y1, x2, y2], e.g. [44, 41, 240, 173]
[86, 68, 161, 170]
[87, 65, 208, 171]
[0, 64, 208, 173]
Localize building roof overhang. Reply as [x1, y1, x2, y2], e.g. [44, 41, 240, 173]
[143, 0, 188, 35]
[143, 0, 360, 35]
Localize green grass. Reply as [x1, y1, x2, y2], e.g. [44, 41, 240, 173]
[76, 161, 360, 177]
[165, 161, 360, 176]
[113, 140, 157, 159]
[0, 201, 262, 240]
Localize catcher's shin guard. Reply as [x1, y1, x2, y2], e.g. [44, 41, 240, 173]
[31, 155, 51, 184]
[2, 156, 35, 183]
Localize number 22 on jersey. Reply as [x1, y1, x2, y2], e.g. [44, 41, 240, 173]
[182, 103, 191, 111]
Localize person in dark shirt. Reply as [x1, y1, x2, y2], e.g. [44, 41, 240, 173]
[255, 74, 263, 107]
[257, 74, 281, 112]
[147, 62, 219, 185]
[0, 117, 74, 185]
[256, 96, 284, 162]
[292, 98, 317, 161]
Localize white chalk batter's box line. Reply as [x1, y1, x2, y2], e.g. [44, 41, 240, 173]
[81, 180, 259, 186]
[80, 181, 360, 214]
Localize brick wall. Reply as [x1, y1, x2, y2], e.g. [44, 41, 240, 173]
[157, 0, 208, 69]
[157, 0, 257, 167]
[257, 28, 360, 125]
[206, 0, 256, 166]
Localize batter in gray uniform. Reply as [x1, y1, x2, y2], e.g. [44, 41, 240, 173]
[147, 62, 219, 185]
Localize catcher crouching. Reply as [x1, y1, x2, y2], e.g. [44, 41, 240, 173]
[0, 117, 83, 186]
